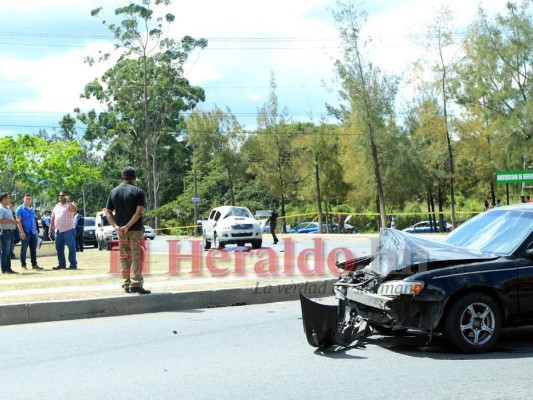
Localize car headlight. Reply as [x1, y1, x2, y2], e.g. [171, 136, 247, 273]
[377, 280, 425, 296]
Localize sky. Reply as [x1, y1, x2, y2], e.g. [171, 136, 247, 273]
[0, 0, 509, 137]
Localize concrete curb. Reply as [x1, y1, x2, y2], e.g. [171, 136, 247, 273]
[0, 279, 336, 326]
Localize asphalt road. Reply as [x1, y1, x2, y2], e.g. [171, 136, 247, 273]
[0, 300, 531, 400]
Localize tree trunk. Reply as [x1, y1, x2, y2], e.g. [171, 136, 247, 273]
[368, 123, 387, 228]
[442, 76, 456, 229]
[314, 157, 323, 232]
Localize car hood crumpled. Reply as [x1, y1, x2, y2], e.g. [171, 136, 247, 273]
[367, 228, 498, 277]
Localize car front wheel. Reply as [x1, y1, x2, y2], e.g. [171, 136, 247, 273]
[213, 233, 225, 248]
[444, 292, 501, 354]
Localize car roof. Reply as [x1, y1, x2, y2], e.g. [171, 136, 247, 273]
[491, 202, 533, 212]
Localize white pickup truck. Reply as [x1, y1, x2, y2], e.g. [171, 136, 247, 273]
[202, 206, 262, 249]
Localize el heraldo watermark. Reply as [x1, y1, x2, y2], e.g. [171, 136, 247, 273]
[107, 237, 367, 277]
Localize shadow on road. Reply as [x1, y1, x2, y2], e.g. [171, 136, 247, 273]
[358, 326, 533, 359]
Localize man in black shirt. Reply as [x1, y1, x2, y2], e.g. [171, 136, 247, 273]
[105, 166, 150, 294]
[265, 204, 279, 245]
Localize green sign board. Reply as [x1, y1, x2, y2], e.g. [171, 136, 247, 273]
[496, 170, 533, 184]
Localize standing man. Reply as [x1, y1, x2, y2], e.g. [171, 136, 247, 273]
[265, 204, 279, 245]
[49, 190, 78, 270]
[74, 210, 85, 252]
[41, 210, 51, 241]
[0, 192, 24, 274]
[105, 166, 150, 294]
[15, 193, 43, 270]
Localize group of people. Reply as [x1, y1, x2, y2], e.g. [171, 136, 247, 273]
[520, 195, 532, 203]
[2, 166, 167, 296]
[0, 190, 80, 274]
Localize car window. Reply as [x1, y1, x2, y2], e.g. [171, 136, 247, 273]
[445, 209, 533, 255]
[225, 207, 252, 218]
[85, 218, 95, 227]
[214, 211, 221, 221]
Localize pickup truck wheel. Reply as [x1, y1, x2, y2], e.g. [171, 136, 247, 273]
[444, 292, 501, 354]
[213, 234, 225, 248]
[203, 234, 211, 250]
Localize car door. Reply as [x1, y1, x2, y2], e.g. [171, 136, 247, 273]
[203, 209, 218, 240]
[516, 237, 533, 321]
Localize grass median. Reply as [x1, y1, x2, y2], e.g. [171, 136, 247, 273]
[1, 236, 342, 305]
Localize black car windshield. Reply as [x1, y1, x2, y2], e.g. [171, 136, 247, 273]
[444, 209, 533, 255]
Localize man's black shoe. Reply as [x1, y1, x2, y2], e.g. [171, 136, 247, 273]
[129, 287, 151, 295]
[2, 270, 18, 274]
[52, 265, 66, 270]
[32, 264, 44, 270]
[124, 288, 130, 293]
[67, 266, 78, 270]
[21, 264, 28, 270]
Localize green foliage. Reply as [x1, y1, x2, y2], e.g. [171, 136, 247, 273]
[0, 135, 100, 208]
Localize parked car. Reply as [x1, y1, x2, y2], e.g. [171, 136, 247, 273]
[95, 212, 118, 251]
[144, 225, 156, 240]
[301, 203, 533, 353]
[202, 206, 262, 249]
[402, 220, 452, 233]
[290, 222, 356, 234]
[83, 217, 98, 248]
[330, 223, 357, 233]
[290, 222, 320, 233]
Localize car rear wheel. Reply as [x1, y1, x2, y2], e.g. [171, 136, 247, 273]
[203, 234, 211, 250]
[251, 239, 262, 249]
[444, 292, 501, 354]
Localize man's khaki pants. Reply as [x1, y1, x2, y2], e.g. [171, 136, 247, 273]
[119, 230, 144, 289]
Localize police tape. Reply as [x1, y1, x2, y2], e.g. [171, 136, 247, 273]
[161, 210, 481, 232]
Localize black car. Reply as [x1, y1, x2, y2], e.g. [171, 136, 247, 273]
[301, 203, 533, 353]
[83, 217, 98, 248]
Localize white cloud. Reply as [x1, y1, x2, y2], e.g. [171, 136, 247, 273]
[0, 0, 517, 135]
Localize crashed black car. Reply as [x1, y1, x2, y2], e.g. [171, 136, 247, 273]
[301, 203, 533, 353]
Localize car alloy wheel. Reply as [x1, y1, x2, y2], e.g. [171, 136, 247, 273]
[444, 292, 501, 353]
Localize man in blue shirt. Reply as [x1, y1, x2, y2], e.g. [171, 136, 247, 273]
[15, 193, 43, 270]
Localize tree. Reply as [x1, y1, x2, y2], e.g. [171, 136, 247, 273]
[0, 135, 100, 207]
[455, 0, 533, 197]
[246, 73, 300, 231]
[186, 106, 246, 206]
[328, 0, 399, 228]
[411, 5, 460, 228]
[79, 0, 207, 228]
